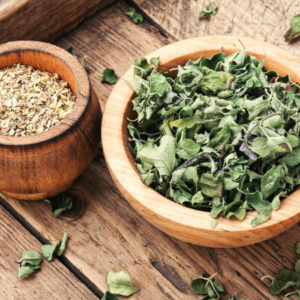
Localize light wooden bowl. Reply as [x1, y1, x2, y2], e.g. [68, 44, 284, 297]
[102, 36, 300, 247]
[0, 41, 101, 200]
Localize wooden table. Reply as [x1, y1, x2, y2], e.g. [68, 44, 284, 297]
[1, 0, 300, 299]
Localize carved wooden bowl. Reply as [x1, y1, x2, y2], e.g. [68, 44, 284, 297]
[102, 36, 300, 247]
[0, 41, 101, 200]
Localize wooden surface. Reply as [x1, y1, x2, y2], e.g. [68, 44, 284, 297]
[0, 203, 98, 300]
[0, 41, 101, 200]
[102, 36, 300, 248]
[0, 0, 300, 299]
[0, 0, 115, 44]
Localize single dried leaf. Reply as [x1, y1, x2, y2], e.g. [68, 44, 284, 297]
[106, 270, 139, 296]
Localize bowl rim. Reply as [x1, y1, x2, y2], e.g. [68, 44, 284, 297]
[102, 36, 300, 247]
[0, 40, 91, 146]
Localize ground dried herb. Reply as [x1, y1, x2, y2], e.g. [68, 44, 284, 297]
[0, 64, 76, 136]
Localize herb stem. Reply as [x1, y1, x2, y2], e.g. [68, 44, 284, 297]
[174, 152, 216, 171]
[245, 112, 282, 141]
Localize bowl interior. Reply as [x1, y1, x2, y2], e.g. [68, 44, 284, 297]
[122, 48, 300, 204]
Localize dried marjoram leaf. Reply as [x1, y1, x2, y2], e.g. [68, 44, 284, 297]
[127, 48, 300, 227]
[0, 64, 76, 137]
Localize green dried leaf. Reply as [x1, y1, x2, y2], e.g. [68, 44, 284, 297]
[101, 291, 119, 300]
[20, 251, 41, 261]
[66, 46, 73, 54]
[40, 245, 57, 262]
[198, 67, 235, 93]
[100, 69, 118, 84]
[134, 57, 153, 77]
[18, 265, 41, 278]
[138, 136, 176, 176]
[210, 220, 218, 229]
[198, 2, 217, 19]
[286, 290, 300, 299]
[261, 166, 282, 199]
[106, 270, 139, 296]
[296, 243, 300, 255]
[200, 174, 223, 198]
[44, 193, 72, 218]
[41, 232, 68, 261]
[287, 14, 300, 42]
[57, 232, 69, 256]
[266, 269, 300, 294]
[150, 57, 160, 67]
[124, 7, 143, 24]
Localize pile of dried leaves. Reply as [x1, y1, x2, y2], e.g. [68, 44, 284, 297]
[127, 46, 300, 228]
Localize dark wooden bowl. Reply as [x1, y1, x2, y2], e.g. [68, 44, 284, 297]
[0, 41, 101, 200]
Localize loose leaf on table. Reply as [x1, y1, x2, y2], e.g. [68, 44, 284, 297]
[296, 243, 300, 255]
[286, 290, 300, 299]
[106, 270, 139, 296]
[124, 7, 143, 24]
[41, 232, 69, 261]
[44, 193, 72, 218]
[286, 14, 300, 42]
[18, 265, 41, 278]
[100, 69, 118, 84]
[17, 251, 42, 278]
[66, 46, 73, 54]
[262, 269, 300, 294]
[198, 2, 217, 19]
[150, 57, 160, 67]
[191, 272, 224, 299]
[101, 291, 119, 300]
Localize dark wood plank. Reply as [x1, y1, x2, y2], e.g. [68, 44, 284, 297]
[0, 0, 297, 299]
[0, 203, 98, 300]
[0, 0, 115, 44]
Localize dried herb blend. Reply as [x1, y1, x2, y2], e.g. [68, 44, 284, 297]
[128, 48, 300, 227]
[0, 64, 76, 137]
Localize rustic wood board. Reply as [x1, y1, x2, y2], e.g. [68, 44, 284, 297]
[0, 203, 98, 300]
[0, 0, 300, 299]
[0, 0, 115, 44]
[132, 0, 300, 56]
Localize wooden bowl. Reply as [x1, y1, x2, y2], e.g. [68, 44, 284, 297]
[102, 36, 300, 247]
[0, 41, 101, 200]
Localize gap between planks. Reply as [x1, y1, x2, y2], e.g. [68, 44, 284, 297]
[0, 196, 104, 299]
[123, 0, 178, 41]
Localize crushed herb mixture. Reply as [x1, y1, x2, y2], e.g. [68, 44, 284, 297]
[0, 64, 76, 137]
[127, 46, 300, 227]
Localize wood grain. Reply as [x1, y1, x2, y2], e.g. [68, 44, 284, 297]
[0, 41, 101, 200]
[0, 0, 298, 299]
[0, 203, 98, 300]
[132, 0, 300, 56]
[102, 35, 300, 248]
[0, 0, 115, 44]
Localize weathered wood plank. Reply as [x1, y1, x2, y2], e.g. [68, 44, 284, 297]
[0, 203, 98, 300]
[0, 0, 115, 44]
[132, 0, 300, 56]
[0, 0, 297, 299]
